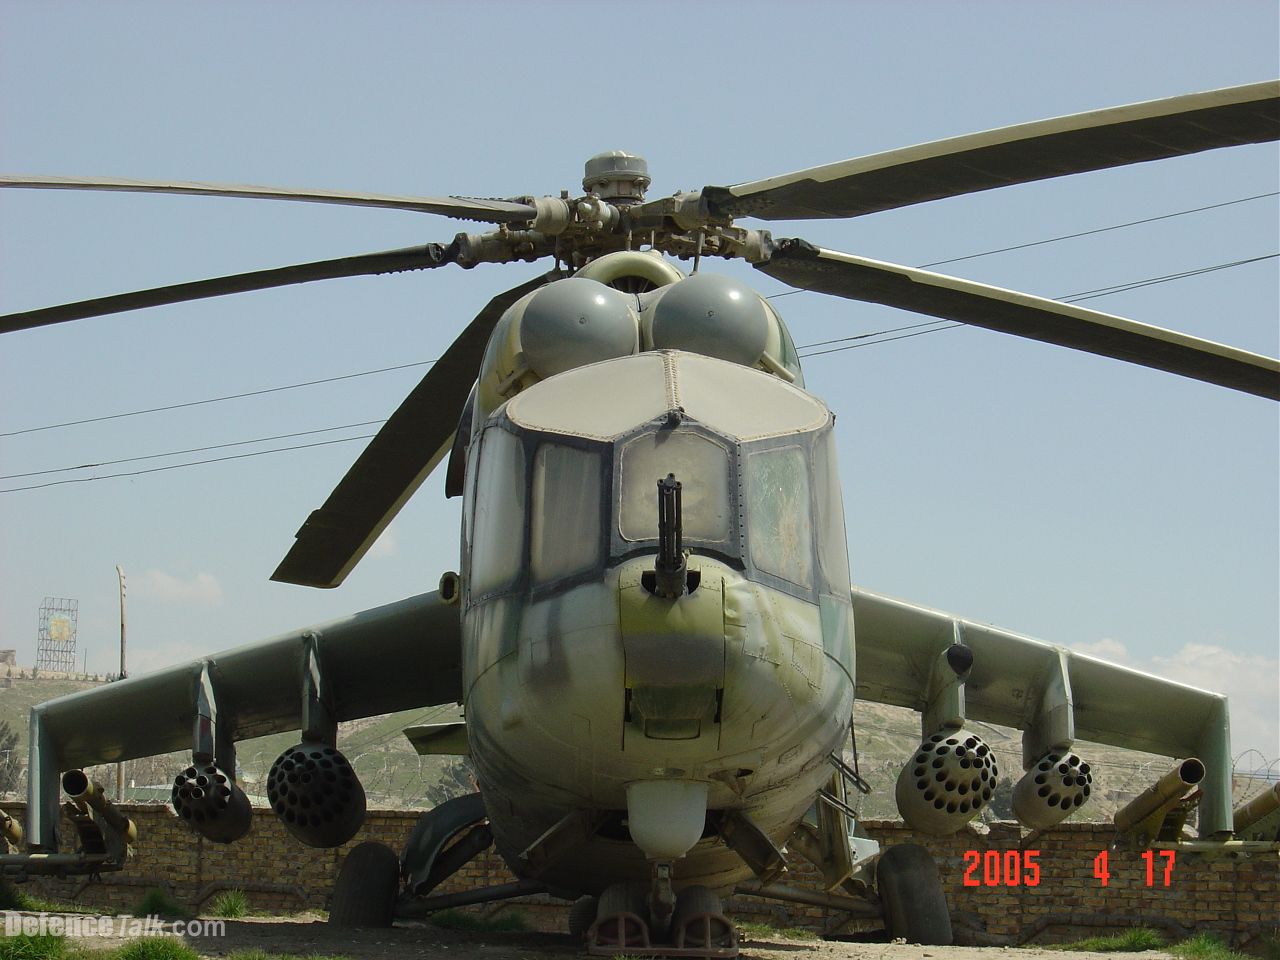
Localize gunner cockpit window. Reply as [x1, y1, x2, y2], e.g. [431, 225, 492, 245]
[618, 430, 731, 544]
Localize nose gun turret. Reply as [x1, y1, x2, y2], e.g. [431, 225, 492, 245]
[654, 473, 687, 599]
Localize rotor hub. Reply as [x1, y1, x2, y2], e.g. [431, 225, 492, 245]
[583, 150, 650, 203]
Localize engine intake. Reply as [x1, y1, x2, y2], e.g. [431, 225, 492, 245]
[172, 763, 252, 844]
[267, 741, 366, 848]
[896, 729, 996, 835]
[1013, 752, 1092, 830]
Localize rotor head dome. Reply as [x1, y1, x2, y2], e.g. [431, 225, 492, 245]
[583, 150, 650, 202]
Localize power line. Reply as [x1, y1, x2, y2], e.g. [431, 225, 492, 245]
[0, 420, 385, 480]
[799, 322, 962, 358]
[0, 433, 377, 494]
[765, 189, 1279, 301]
[0, 359, 430, 438]
[1061, 254, 1278, 304]
[796, 319, 954, 350]
[916, 191, 1279, 269]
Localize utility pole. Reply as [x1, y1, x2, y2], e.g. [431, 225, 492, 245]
[115, 565, 127, 801]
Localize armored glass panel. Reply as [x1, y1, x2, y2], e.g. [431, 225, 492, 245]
[813, 431, 851, 594]
[619, 431, 730, 543]
[531, 442, 601, 583]
[746, 445, 813, 586]
[470, 427, 525, 595]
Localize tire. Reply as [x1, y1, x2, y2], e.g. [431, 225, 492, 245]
[329, 841, 400, 928]
[876, 843, 953, 945]
[567, 896, 599, 939]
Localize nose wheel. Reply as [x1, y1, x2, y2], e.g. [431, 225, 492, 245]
[586, 879, 739, 958]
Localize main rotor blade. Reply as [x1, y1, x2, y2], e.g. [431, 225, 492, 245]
[271, 270, 561, 589]
[706, 80, 1280, 220]
[0, 243, 461, 334]
[0, 174, 537, 223]
[758, 239, 1280, 400]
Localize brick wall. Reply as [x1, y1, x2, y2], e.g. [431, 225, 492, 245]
[2, 802, 1275, 950]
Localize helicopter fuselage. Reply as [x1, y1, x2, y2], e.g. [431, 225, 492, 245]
[456, 318, 856, 895]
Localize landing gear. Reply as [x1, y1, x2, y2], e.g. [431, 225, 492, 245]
[329, 841, 400, 928]
[875, 843, 953, 945]
[567, 895, 599, 939]
[329, 793, 496, 930]
[586, 881, 738, 958]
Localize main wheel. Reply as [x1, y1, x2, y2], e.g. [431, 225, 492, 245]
[329, 840, 400, 928]
[876, 843, 953, 945]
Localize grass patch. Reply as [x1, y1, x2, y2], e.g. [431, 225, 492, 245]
[736, 919, 819, 941]
[0, 934, 67, 960]
[0, 877, 36, 910]
[1171, 934, 1250, 960]
[207, 889, 249, 919]
[428, 908, 528, 933]
[1053, 929, 1166, 952]
[0, 879, 91, 915]
[1053, 930, 1252, 960]
[131, 889, 189, 920]
[114, 941, 201, 960]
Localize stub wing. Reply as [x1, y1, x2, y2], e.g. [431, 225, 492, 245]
[851, 587, 1233, 836]
[23, 590, 462, 849]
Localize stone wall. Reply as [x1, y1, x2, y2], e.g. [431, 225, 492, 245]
[2, 801, 1275, 950]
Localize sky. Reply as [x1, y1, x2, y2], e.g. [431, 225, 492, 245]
[0, 1, 1276, 761]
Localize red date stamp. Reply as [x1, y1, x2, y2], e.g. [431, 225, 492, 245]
[962, 849, 1041, 886]
[962, 849, 1177, 888]
[1093, 849, 1176, 887]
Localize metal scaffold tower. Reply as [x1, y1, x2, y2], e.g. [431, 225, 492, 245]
[35, 597, 78, 673]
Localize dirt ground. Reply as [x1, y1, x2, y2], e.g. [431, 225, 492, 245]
[11, 911, 1182, 960]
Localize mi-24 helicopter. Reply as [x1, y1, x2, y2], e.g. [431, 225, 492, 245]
[2, 81, 1278, 956]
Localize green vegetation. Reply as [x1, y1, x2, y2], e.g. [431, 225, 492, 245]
[428, 908, 528, 932]
[207, 889, 249, 919]
[131, 889, 189, 920]
[0, 939, 353, 960]
[1053, 930, 1254, 960]
[113, 941, 200, 960]
[736, 919, 819, 941]
[1053, 928, 1166, 952]
[0, 880, 88, 915]
[0, 876, 34, 910]
[1170, 934, 1250, 960]
[0, 934, 67, 960]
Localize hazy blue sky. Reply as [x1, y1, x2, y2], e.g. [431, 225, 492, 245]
[1, 2, 1276, 758]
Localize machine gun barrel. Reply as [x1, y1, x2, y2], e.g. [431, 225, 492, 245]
[1113, 758, 1204, 834]
[1233, 782, 1280, 835]
[1, 809, 21, 847]
[62, 770, 138, 845]
[654, 473, 686, 599]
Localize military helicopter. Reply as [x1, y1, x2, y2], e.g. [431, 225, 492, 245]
[1, 80, 1278, 957]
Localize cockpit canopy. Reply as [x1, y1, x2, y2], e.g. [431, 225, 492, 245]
[463, 351, 850, 605]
